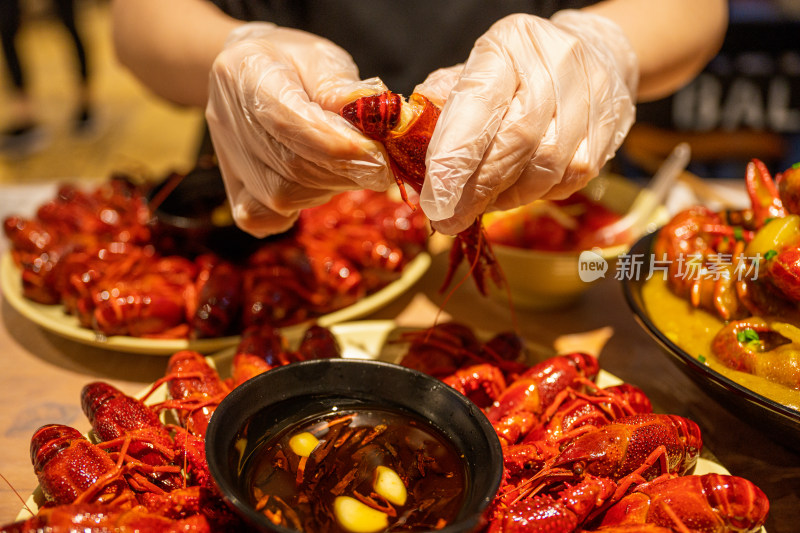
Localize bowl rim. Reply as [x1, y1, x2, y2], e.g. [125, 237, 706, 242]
[146, 165, 232, 230]
[621, 232, 800, 431]
[205, 358, 504, 533]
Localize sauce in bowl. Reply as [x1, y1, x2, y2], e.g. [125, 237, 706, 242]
[246, 406, 467, 533]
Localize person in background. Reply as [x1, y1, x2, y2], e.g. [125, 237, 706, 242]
[0, 0, 93, 155]
[110, 0, 727, 238]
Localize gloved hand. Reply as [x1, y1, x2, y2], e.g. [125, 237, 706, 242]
[206, 23, 393, 237]
[414, 10, 639, 235]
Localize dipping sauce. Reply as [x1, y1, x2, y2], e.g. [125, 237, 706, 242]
[247, 407, 467, 532]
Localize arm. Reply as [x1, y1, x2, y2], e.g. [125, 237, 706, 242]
[110, 0, 242, 106]
[585, 0, 728, 102]
[111, 0, 727, 107]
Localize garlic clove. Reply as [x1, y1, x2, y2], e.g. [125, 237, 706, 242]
[288, 431, 319, 457]
[373, 465, 407, 506]
[333, 496, 389, 533]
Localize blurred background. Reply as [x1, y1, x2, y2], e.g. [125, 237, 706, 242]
[1, 0, 800, 185]
[612, 0, 800, 180]
[0, 0, 203, 184]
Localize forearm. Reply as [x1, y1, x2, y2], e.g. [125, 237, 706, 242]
[584, 0, 728, 102]
[111, 0, 242, 106]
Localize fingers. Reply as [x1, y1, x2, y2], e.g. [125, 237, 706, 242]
[221, 158, 342, 237]
[422, 13, 636, 231]
[222, 172, 300, 238]
[413, 65, 463, 107]
[314, 77, 388, 113]
[418, 24, 520, 223]
[422, 16, 565, 230]
[206, 26, 398, 238]
[209, 28, 394, 180]
[431, 73, 556, 235]
[492, 27, 592, 207]
[227, 51, 390, 190]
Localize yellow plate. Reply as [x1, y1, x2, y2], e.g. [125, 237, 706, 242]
[0, 251, 431, 355]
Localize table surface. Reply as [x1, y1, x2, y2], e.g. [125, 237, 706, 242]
[0, 181, 798, 532]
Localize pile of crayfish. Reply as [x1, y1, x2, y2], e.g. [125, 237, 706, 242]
[655, 159, 800, 390]
[396, 323, 770, 532]
[3, 172, 427, 339]
[2, 322, 770, 532]
[1, 323, 343, 532]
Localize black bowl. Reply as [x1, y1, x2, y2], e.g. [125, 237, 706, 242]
[147, 162, 264, 261]
[622, 231, 800, 449]
[205, 359, 503, 532]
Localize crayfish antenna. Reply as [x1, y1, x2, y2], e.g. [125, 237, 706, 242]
[0, 471, 34, 516]
[147, 171, 186, 215]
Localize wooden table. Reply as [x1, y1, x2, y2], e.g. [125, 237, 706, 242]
[0, 183, 798, 531]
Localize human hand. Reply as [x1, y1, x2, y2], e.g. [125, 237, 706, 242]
[414, 10, 638, 235]
[206, 23, 393, 237]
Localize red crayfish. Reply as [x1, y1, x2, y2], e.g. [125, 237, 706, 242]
[3, 173, 428, 340]
[596, 472, 769, 532]
[3, 321, 771, 532]
[399, 322, 770, 532]
[2, 323, 344, 532]
[655, 159, 800, 390]
[341, 90, 504, 296]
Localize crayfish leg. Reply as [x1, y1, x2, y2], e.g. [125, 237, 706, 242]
[440, 219, 503, 297]
[388, 160, 416, 211]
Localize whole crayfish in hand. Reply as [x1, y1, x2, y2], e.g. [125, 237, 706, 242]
[341, 90, 503, 296]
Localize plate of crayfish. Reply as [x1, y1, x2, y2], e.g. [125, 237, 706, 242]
[1, 168, 432, 355]
[8, 320, 769, 532]
[623, 159, 800, 449]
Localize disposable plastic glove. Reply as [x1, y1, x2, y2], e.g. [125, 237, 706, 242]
[206, 23, 393, 237]
[415, 10, 638, 235]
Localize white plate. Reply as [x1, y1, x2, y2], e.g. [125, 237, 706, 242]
[15, 320, 753, 529]
[0, 251, 430, 355]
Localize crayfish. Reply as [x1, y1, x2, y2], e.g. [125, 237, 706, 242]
[398, 322, 771, 532]
[2, 324, 344, 532]
[341, 90, 504, 296]
[3, 175, 428, 340]
[655, 159, 800, 391]
[3, 321, 771, 532]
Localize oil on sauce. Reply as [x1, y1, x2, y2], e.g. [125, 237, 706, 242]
[247, 407, 466, 532]
[642, 276, 800, 410]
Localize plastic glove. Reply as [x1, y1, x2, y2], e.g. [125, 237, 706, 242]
[206, 23, 393, 238]
[415, 10, 638, 235]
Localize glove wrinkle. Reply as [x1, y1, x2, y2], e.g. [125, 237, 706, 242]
[207, 23, 394, 237]
[414, 11, 636, 234]
[210, 11, 637, 238]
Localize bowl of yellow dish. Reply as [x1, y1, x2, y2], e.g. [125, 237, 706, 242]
[482, 174, 669, 310]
